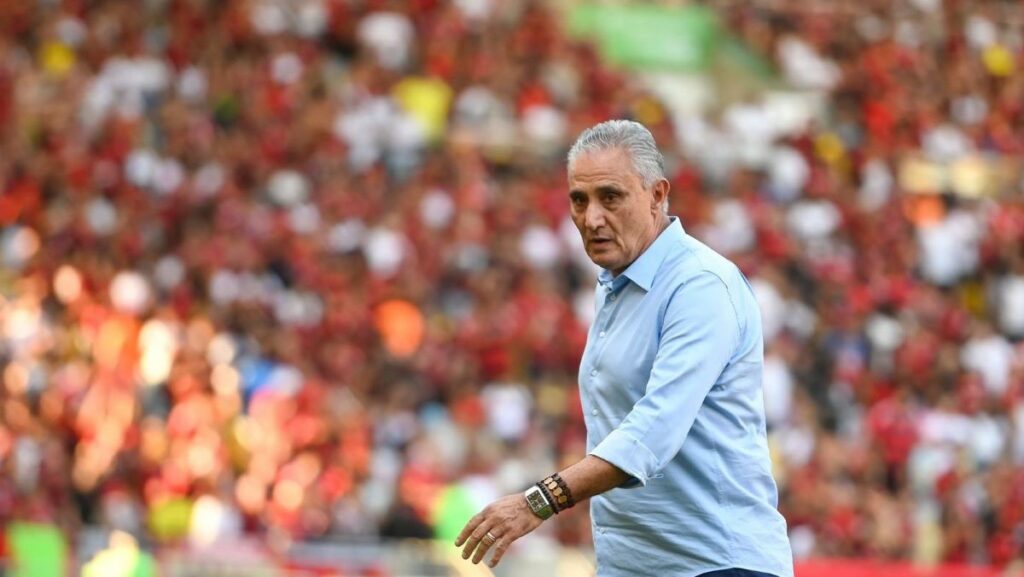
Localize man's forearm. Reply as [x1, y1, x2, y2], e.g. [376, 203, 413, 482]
[455, 446, 634, 567]
[557, 454, 632, 504]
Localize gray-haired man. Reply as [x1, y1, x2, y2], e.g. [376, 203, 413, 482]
[456, 120, 793, 577]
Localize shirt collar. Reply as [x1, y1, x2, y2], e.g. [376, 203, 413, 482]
[597, 217, 685, 293]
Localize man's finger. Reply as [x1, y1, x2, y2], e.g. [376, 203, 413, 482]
[461, 519, 496, 560]
[488, 536, 512, 568]
[471, 530, 499, 565]
[454, 513, 483, 547]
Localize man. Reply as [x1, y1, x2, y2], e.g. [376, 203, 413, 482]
[455, 120, 794, 577]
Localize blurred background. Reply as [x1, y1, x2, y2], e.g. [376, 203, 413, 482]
[1, 0, 1024, 575]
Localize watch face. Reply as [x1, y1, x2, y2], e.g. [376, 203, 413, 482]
[525, 486, 553, 519]
[527, 488, 544, 508]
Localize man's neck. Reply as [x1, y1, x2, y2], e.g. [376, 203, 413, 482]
[610, 216, 673, 278]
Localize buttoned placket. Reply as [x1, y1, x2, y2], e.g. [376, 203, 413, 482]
[584, 282, 623, 420]
[592, 284, 616, 363]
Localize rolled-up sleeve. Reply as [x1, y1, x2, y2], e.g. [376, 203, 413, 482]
[589, 271, 740, 487]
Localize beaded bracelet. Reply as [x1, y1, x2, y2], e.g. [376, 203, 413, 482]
[540, 473, 575, 512]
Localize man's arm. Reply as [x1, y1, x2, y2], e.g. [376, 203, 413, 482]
[454, 455, 630, 567]
[559, 454, 632, 501]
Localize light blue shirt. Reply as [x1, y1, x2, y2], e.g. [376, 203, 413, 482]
[581, 217, 794, 577]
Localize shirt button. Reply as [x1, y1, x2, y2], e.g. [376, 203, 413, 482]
[608, 295, 616, 302]
[590, 369, 598, 376]
[591, 409, 598, 416]
[599, 331, 606, 338]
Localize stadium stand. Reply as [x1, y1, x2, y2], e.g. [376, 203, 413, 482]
[0, 0, 1023, 574]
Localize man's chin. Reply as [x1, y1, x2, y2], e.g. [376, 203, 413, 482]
[587, 254, 620, 271]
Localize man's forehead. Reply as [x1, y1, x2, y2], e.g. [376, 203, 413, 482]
[568, 148, 641, 188]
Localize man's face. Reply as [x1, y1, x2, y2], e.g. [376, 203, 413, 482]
[568, 148, 668, 276]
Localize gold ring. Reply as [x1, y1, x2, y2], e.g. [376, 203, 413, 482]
[482, 531, 497, 546]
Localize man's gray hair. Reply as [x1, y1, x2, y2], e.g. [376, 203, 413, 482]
[567, 120, 666, 188]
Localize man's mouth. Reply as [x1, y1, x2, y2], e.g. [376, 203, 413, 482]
[589, 238, 612, 248]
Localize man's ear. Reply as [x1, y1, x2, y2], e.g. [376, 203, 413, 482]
[651, 178, 670, 213]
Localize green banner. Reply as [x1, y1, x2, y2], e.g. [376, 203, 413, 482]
[569, 4, 721, 71]
[432, 484, 478, 543]
[6, 522, 68, 577]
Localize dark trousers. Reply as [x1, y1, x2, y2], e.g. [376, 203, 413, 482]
[698, 570, 778, 577]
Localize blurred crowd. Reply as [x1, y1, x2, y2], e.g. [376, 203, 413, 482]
[1, 0, 1024, 569]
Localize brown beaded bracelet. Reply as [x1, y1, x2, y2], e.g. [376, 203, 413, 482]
[540, 473, 575, 512]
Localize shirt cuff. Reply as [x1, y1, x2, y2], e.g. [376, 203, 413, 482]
[589, 429, 659, 489]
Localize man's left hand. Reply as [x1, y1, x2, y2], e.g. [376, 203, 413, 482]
[454, 493, 544, 567]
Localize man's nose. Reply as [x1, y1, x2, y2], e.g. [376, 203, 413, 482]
[583, 203, 606, 230]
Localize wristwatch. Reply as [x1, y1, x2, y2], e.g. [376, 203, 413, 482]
[524, 485, 555, 520]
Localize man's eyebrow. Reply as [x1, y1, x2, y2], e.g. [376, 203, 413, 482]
[595, 184, 626, 195]
[568, 183, 628, 197]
